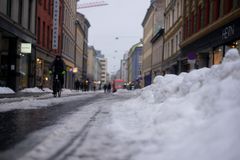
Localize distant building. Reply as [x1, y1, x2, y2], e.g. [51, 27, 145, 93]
[120, 53, 128, 82]
[87, 46, 103, 89]
[96, 51, 108, 83]
[127, 42, 143, 84]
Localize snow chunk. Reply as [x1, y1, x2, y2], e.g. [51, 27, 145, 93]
[20, 87, 44, 93]
[0, 87, 15, 94]
[222, 48, 240, 63]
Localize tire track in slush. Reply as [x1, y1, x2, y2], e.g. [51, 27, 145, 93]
[47, 95, 123, 160]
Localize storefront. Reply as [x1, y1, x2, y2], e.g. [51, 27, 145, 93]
[144, 71, 152, 87]
[35, 49, 54, 89]
[63, 58, 75, 89]
[181, 17, 240, 72]
[0, 23, 36, 91]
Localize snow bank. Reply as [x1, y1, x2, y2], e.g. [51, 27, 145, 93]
[20, 87, 44, 93]
[110, 49, 240, 160]
[0, 87, 15, 94]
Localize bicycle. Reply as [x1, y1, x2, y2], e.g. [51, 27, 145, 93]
[53, 74, 62, 97]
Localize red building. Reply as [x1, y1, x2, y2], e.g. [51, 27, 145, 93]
[180, 0, 240, 72]
[36, 0, 63, 88]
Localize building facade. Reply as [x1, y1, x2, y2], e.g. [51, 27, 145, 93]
[181, 0, 240, 72]
[76, 13, 90, 81]
[36, 0, 63, 89]
[96, 52, 108, 84]
[75, 12, 85, 81]
[0, 0, 36, 91]
[163, 0, 183, 74]
[127, 42, 143, 87]
[62, 0, 77, 89]
[151, 0, 165, 79]
[87, 46, 97, 83]
[120, 53, 128, 82]
[142, 4, 154, 86]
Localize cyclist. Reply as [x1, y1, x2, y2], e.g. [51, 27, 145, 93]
[49, 55, 66, 95]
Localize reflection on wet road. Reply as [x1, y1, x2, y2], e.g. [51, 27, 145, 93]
[0, 94, 103, 152]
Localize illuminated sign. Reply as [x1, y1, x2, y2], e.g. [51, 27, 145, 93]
[73, 67, 78, 73]
[21, 43, 32, 53]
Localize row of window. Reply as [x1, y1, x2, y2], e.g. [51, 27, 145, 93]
[63, 5, 76, 36]
[164, 30, 182, 59]
[1, 0, 34, 31]
[37, 17, 52, 50]
[184, 0, 240, 39]
[62, 34, 75, 59]
[38, 0, 51, 15]
[165, 0, 182, 32]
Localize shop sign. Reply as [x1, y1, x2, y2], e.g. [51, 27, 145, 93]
[73, 67, 78, 73]
[222, 25, 235, 40]
[21, 43, 32, 53]
[52, 0, 59, 49]
[187, 52, 196, 60]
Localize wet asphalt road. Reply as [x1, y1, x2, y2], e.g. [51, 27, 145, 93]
[0, 93, 106, 159]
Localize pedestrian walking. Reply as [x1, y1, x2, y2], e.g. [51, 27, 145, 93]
[103, 84, 107, 93]
[75, 79, 80, 91]
[107, 82, 111, 93]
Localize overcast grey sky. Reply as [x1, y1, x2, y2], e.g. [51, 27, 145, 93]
[78, 0, 150, 74]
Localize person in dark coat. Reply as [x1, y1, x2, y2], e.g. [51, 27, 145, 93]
[49, 55, 66, 88]
[75, 79, 80, 91]
[107, 82, 111, 93]
[103, 83, 107, 93]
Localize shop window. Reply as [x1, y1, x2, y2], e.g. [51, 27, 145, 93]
[19, 53, 29, 89]
[36, 58, 43, 87]
[225, 40, 240, 53]
[213, 47, 224, 64]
